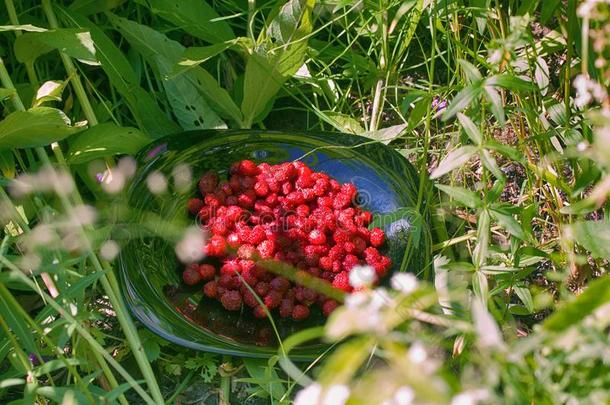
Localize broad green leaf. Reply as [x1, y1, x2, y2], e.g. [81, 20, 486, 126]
[472, 271, 488, 300]
[14, 29, 98, 65]
[483, 85, 505, 125]
[109, 15, 226, 130]
[0, 24, 47, 32]
[486, 74, 535, 91]
[485, 140, 524, 162]
[481, 149, 504, 179]
[139, 0, 234, 44]
[241, 0, 314, 127]
[570, 220, 610, 260]
[68, 0, 126, 15]
[442, 84, 483, 120]
[33, 80, 68, 107]
[435, 184, 482, 209]
[490, 207, 525, 240]
[0, 107, 86, 150]
[268, 0, 312, 45]
[540, 0, 561, 23]
[0, 88, 15, 101]
[242, 358, 286, 401]
[457, 59, 482, 83]
[362, 123, 406, 144]
[544, 275, 610, 332]
[173, 41, 237, 77]
[59, 9, 180, 138]
[323, 111, 365, 134]
[430, 145, 478, 179]
[513, 286, 534, 313]
[0, 150, 15, 178]
[67, 123, 150, 164]
[473, 209, 490, 268]
[0, 288, 37, 355]
[457, 113, 483, 145]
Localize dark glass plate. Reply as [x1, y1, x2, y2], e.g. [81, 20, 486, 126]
[118, 130, 432, 359]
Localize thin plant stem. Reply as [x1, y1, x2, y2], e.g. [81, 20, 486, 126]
[4, 0, 38, 85]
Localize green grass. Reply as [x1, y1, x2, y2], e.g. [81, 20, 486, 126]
[1, 0, 610, 403]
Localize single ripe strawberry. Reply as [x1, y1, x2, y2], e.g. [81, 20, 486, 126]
[187, 198, 204, 215]
[257, 239, 276, 259]
[183, 265, 202, 285]
[370, 227, 385, 247]
[220, 260, 241, 275]
[198, 264, 216, 280]
[322, 300, 339, 316]
[253, 305, 268, 318]
[199, 171, 219, 194]
[264, 290, 282, 309]
[292, 304, 310, 320]
[203, 281, 218, 298]
[332, 271, 351, 291]
[254, 181, 269, 197]
[254, 282, 270, 297]
[270, 277, 290, 293]
[220, 290, 242, 311]
[238, 160, 260, 176]
[308, 229, 327, 245]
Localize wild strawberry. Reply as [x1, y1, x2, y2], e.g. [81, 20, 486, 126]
[270, 277, 290, 292]
[254, 282, 270, 297]
[226, 233, 241, 248]
[248, 225, 266, 245]
[253, 305, 268, 318]
[308, 229, 327, 245]
[183, 265, 202, 285]
[199, 171, 219, 194]
[242, 289, 259, 307]
[254, 181, 269, 197]
[257, 239, 276, 259]
[198, 264, 216, 280]
[207, 235, 227, 256]
[342, 254, 359, 271]
[220, 260, 241, 275]
[264, 290, 282, 309]
[198, 206, 212, 223]
[332, 271, 351, 291]
[220, 290, 242, 311]
[322, 300, 339, 316]
[319, 256, 333, 271]
[295, 287, 317, 304]
[187, 198, 204, 215]
[370, 227, 385, 247]
[292, 304, 310, 320]
[238, 160, 260, 176]
[281, 182, 293, 195]
[332, 193, 350, 209]
[279, 298, 294, 318]
[203, 281, 218, 298]
[237, 244, 256, 259]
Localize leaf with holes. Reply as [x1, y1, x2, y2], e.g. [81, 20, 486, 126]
[110, 15, 226, 130]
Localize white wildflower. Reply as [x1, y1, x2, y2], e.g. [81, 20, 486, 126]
[573, 74, 608, 108]
[408, 341, 428, 364]
[294, 383, 350, 405]
[391, 272, 418, 294]
[326, 289, 392, 339]
[348, 265, 376, 288]
[175, 226, 206, 263]
[451, 389, 490, 405]
[117, 156, 137, 179]
[101, 169, 126, 194]
[472, 298, 504, 349]
[100, 240, 120, 261]
[146, 171, 168, 194]
[172, 163, 192, 193]
[382, 386, 415, 405]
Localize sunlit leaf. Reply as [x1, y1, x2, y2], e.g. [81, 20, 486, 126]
[430, 145, 478, 179]
[67, 123, 150, 164]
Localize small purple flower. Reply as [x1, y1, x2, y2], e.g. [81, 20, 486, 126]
[431, 97, 448, 113]
[96, 172, 105, 183]
[146, 143, 168, 160]
[29, 353, 40, 366]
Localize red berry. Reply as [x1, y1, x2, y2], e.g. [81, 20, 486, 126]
[199, 171, 219, 194]
[198, 264, 216, 280]
[370, 227, 385, 247]
[220, 290, 242, 311]
[292, 304, 310, 320]
[270, 277, 290, 292]
[254, 282, 270, 297]
[203, 281, 218, 298]
[279, 298, 294, 318]
[237, 244, 256, 259]
[253, 305, 268, 318]
[238, 160, 260, 176]
[187, 198, 204, 215]
[226, 233, 241, 248]
[308, 229, 327, 245]
[183, 265, 202, 285]
[322, 300, 339, 316]
[248, 225, 266, 245]
[332, 271, 351, 291]
[257, 239, 276, 259]
[220, 260, 241, 275]
[254, 181, 269, 197]
[264, 290, 282, 309]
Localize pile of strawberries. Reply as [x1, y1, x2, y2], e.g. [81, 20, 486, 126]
[182, 159, 391, 321]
